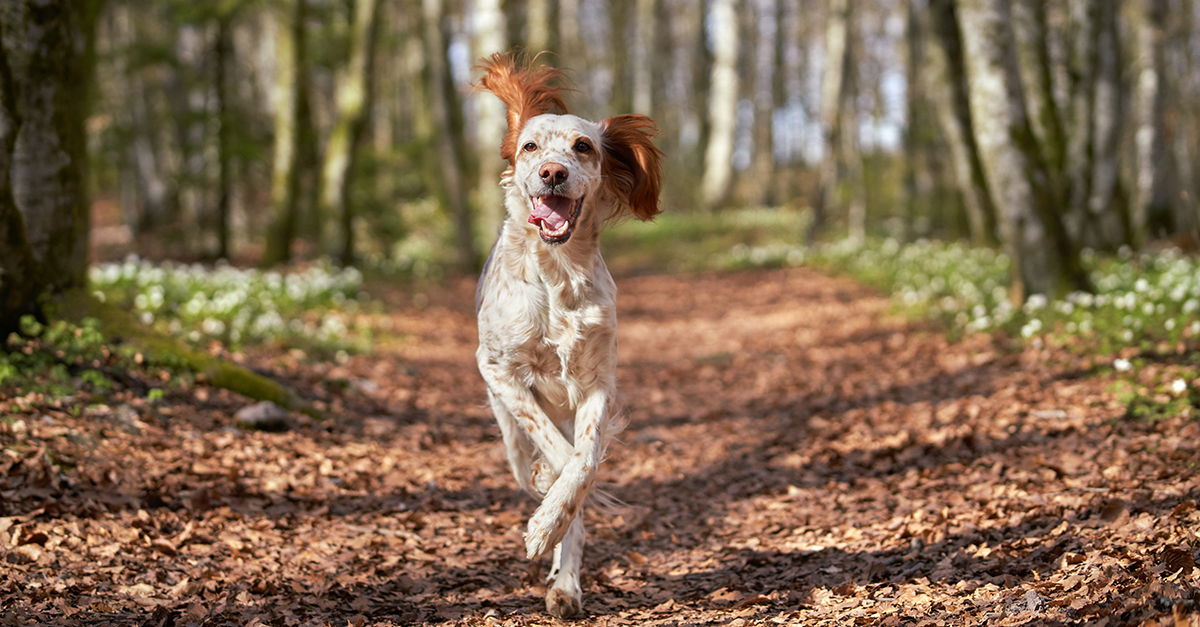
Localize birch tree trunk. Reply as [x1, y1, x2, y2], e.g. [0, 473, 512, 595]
[1167, 0, 1200, 241]
[1066, 0, 1129, 250]
[318, 0, 381, 266]
[701, 0, 740, 211]
[957, 0, 1090, 300]
[631, 0, 656, 116]
[927, 0, 999, 245]
[747, 0, 778, 208]
[424, 0, 476, 271]
[263, 0, 308, 267]
[1016, 0, 1068, 175]
[807, 0, 851, 242]
[0, 0, 94, 296]
[471, 0, 507, 240]
[526, 0, 552, 53]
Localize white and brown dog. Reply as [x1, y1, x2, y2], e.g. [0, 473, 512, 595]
[472, 52, 664, 618]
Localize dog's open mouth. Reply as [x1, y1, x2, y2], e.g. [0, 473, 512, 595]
[528, 195, 583, 245]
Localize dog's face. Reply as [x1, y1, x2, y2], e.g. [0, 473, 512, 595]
[474, 53, 665, 247]
[510, 114, 605, 245]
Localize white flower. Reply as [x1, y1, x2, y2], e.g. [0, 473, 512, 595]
[1113, 358, 1132, 372]
[1171, 379, 1188, 395]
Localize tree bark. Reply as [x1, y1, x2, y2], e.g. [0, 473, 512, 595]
[0, 0, 97, 334]
[526, 0, 553, 54]
[263, 0, 308, 267]
[700, 0, 740, 211]
[747, 0, 778, 208]
[957, 0, 1090, 300]
[1065, 0, 1129, 250]
[471, 0, 507, 240]
[0, 34, 39, 335]
[423, 0, 476, 271]
[928, 0, 999, 246]
[631, 0, 656, 116]
[807, 0, 853, 242]
[214, 14, 233, 260]
[318, 0, 381, 267]
[0, 0, 93, 296]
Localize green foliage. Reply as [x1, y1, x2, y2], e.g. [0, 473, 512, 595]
[730, 237, 1200, 354]
[1109, 365, 1199, 422]
[602, 208, 811, 274]
[89, 257, 369, 356]
[0, 317, 142, 397]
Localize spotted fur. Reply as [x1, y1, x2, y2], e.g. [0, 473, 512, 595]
[473, 52, 665, 619]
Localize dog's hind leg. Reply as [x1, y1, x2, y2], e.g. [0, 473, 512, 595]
[545, 514, 585, 618]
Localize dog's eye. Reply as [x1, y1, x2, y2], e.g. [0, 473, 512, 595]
[574, 140, 591, 154]
[523, 142, 538, 152]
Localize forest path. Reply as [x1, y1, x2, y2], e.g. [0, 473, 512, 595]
[3, 268, 1198, 626]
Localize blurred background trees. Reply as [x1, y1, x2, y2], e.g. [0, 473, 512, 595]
[7, 0, 1200, 326]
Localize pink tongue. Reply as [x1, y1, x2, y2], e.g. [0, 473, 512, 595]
[529, 195, 573, 231]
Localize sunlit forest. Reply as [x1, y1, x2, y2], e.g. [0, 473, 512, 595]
[3, 0, 1200, 625]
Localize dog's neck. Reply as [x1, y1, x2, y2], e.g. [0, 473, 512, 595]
[498, 189, 606, 306]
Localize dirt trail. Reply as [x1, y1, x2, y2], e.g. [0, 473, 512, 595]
[1, 268, 1198, 626]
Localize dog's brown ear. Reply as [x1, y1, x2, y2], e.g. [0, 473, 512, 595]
[472, 50, 570, 164]
[601, 114, 665, 221]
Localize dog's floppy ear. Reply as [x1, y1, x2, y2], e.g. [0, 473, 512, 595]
[472, 50, 570, 164]
[601, 114, 665, 221]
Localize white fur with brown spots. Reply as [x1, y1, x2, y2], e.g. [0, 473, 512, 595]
[473, 52, 664, 619]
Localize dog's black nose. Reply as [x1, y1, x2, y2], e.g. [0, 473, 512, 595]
[540, 162, 568, 185]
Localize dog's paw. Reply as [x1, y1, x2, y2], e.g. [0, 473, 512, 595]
[525, 502, 572, 558]
[531, 456, 557, 497]
[545, 585, 582, 618]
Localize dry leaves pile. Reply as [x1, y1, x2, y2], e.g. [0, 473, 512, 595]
[1, 268, 1198, 626]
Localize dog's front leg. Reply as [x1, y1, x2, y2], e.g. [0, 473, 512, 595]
[524, 389, 608, 558]
[479, 365, 575, 472]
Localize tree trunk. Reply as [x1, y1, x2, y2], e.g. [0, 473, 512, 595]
[1167, 0, 1200, 242]
[0, 0, 93, 296]
[807, 0, 852, 242]
[318, 0, 381, 267]
[957, 0, 1090, 300]
[700, 0, 739, 211]
[747, 0, 777, 208]
[0, 0, 95, 334]
[471, 0, 507, 240]
[526, 0, 553, 54]
[607, 0, 632, 114]
[1133, 0, 1174, 243]
[928, 0, 999, 246]
[901, 0, 930, 242]
[214, 14, 233, 260]
[1020, 0, 1068, 175]
[423, 0, 476, 271]
[263, 0, 308, 267]
[0, 35, 39, 335]
[631, 0, 656, 116]
[1066, 0, 1129, 250]
[558, 0, 580, 63]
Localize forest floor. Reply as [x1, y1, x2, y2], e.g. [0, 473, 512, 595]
[2, 267, 1199, 626]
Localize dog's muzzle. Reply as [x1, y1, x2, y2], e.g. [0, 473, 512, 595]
[529, 194, 584, 245]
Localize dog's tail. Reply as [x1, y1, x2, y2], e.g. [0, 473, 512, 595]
[588, 482, 626, 517]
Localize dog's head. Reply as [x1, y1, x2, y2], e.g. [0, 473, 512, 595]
[474, 51, 665, 246]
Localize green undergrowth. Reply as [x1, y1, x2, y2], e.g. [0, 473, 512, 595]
[90, 257, 372, 359]
[3, 258, 372, 413]
[0, 315, 184, 403]
[725, 234, 1200, 422]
